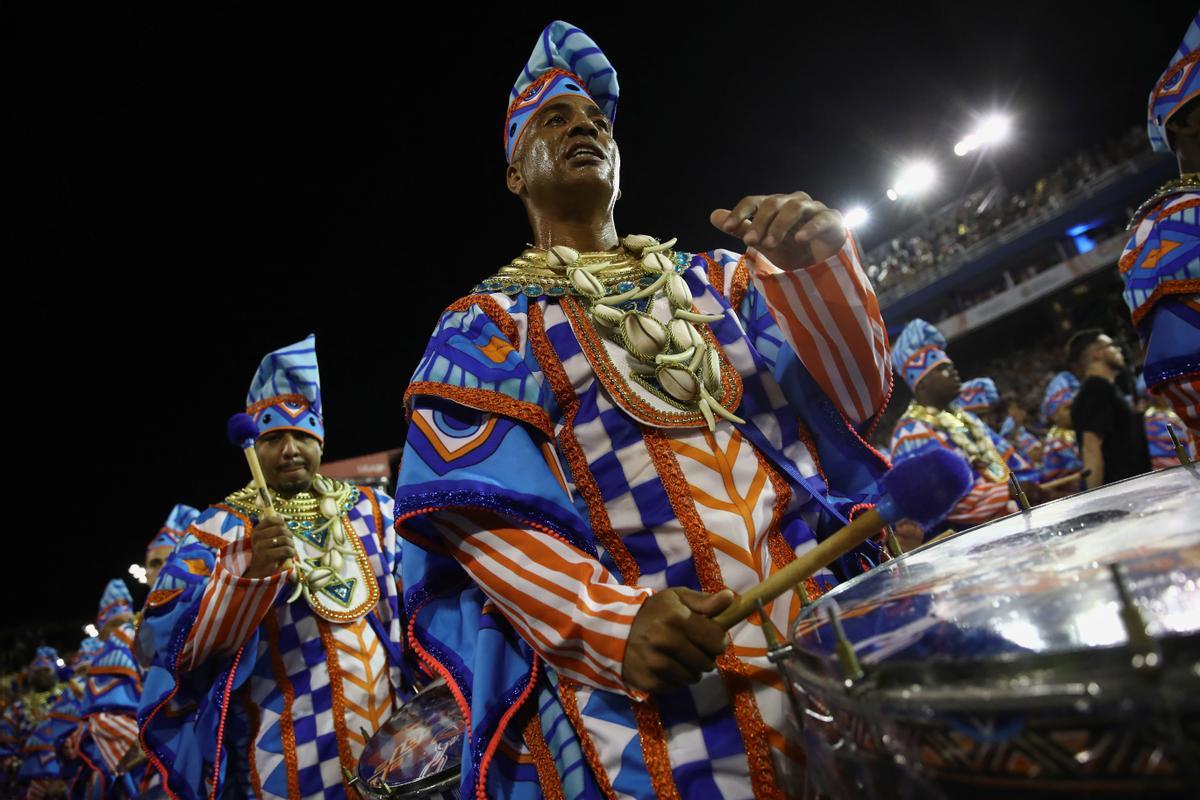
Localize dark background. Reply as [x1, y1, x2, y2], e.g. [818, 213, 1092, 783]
[4, 3, 1195, 656]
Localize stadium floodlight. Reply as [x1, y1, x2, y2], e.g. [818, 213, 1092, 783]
[129, 563, 148, 584]
[842, 205, 870, 229]
[84, 624, 99, 637]
[954, 113, 1012, 157]
[56, 658, 65, 667]
[889, 161, 937, 199]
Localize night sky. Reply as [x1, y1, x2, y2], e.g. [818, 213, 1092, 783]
[5, 4, 1195, 641]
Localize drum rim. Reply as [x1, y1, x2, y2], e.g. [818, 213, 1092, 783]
[790, 463, 1200, 652]
[780, 631, 1200, 711]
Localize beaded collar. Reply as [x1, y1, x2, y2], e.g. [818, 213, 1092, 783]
[905, 401, 1008, 483]
[1128, 173, 1200, 230]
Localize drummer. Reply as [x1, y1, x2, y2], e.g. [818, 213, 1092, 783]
[139, 336, 408, 799]
[394, 19, 893, 800]
[890, 319, 1023, 536]
[1040, 371, 1084, 495]
[1124, 10, 1200, 438]
[955, 377, 1039, 485]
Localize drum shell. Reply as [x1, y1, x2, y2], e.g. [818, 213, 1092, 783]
[780, 466, 1200, 798]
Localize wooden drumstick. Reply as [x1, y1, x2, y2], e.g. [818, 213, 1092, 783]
[228, 413, 293, 573]
[1036, 470, 1090, 492]
[714, 447, 975, 630]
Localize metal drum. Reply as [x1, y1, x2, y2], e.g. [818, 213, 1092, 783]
[781, 465, 1200, 798]
[352, 680, 466, 799]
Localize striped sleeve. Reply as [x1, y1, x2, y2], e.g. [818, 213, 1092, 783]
[751, 234, 891, 423]
[432, 509, 652, 700]
[87, 712, 139, 773]
[945, 479, 1013, 527]
[181, 537, 287, 668]
[1160, 375, 1200, 438]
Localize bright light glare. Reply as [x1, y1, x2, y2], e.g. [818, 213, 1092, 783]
[56, 658, 65, 667]
[842, 206, 869, 229]
[955, 113, 1012, 156]
[890, 161, 937, 198]
[83, 624, 99, 638]
[128, 563, 148, 585]
[886, 188, 899, 202]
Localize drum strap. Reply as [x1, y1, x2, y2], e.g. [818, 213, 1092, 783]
[732, 418, 848, 526]
[364, 594, 405, 674]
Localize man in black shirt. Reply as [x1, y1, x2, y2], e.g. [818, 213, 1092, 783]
[1068, 329, 1151, 488]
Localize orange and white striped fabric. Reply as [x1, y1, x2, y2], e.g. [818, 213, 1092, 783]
[891, 419, 1014, 527]
[751, 237, 890, 424]
[1160, 375, 1200, 438]
[434, 510, 653, 698]
[434, 425, 826, 789]
[183, 537, 289, 668]
[87, 711, 139, 773]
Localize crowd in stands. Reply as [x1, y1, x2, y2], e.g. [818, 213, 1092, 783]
[864, 125, 1148, 299]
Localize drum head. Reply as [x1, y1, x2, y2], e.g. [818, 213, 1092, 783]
[791, 466, 1200, 671]
[357, 680, 466, 797]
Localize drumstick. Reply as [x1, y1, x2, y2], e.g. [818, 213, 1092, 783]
[1036, 470, 1090, 492]
[227, 413, 293, 573]
[714, 447, 974, 630]
[227, 413, 276, 513]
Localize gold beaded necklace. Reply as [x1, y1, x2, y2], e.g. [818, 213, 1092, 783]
[1128, 172, 1200, 229]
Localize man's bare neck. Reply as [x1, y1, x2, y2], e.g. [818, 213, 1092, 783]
[527, 210, 620, 253]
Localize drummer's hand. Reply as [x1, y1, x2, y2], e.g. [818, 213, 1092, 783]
[623, 588, 733, 693]
[711, 192, 846, 271]
[245, 512, 296, 579]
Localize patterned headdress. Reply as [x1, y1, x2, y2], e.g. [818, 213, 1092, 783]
[1149, 12, 1200, 153]
[1042, 371, 1080, 420]
[505, 21, 619, 163]
[96, 578, 134, 629]
[74, 636, 104, 667]
[147, 503, 200, 553]
[891, 319, 952, 389]
[29, 646, 59, 673]
[955, 377, 999, 413]
[246, 334, 324, 442]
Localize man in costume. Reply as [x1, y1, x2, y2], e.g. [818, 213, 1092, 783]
[145, 504, 200, 588]
[890, 319, 1018, 533]
[999, 398, 1043, 467]
[1040, 371, 1084, 494]
[19, 638, 103, 799]
[1123, 10, 1200, 437]
[394, 20, 893, 799]
[139, 335, 404, 799]
[73, 579, 142, 799]
[2, 648, 65, 797]
[955, 377, 1039, 485]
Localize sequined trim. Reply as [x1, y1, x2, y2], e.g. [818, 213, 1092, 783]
[717, 655, 787, 800]
[144, 588, 183, 610]
[246, 393, 311, 416]
[445, 294, 522, 348]
[645, 428, 785, 794]
[705, 254, 726, 297]
[632, 700, 682, 800]
[475, 657, 542, 800]
[315, 617, 357, 793]
[521, 710, 567, 800]
[1130, 279, 1200, 328]
[556, 679, 620, 800]
[529, 303, 641, 582]
[404, 381, 555, 440]
[264, 613, 301, 799]
[241, 688, 265, 800]
[561, 296, 744, 429]
[729, 256, 751, 310]
[210, 647, 243, 796]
